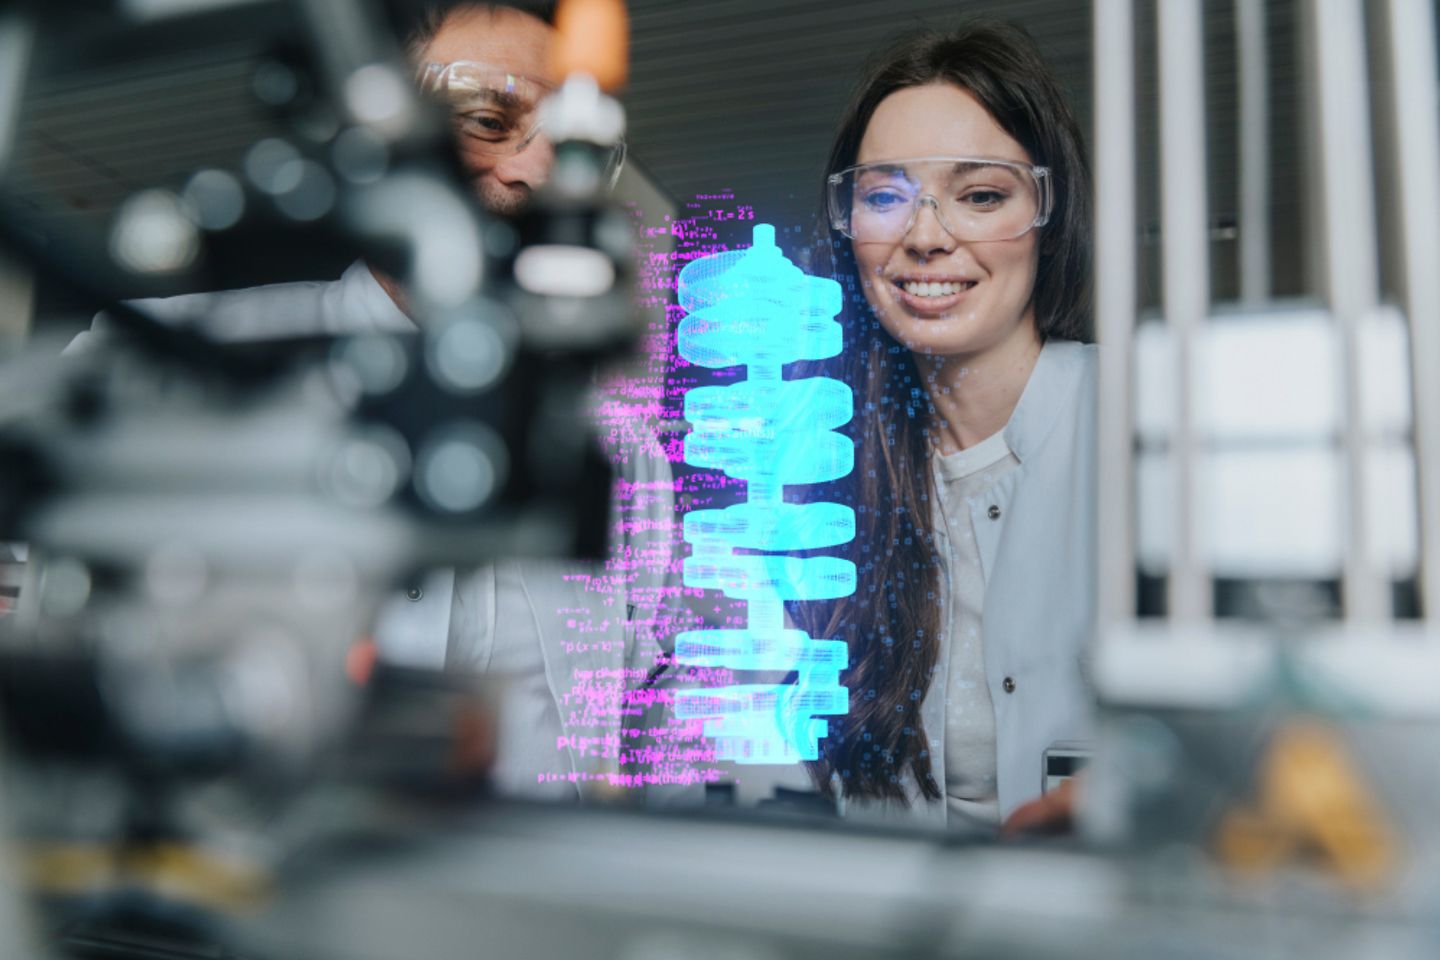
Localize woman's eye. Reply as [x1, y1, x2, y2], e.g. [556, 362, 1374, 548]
[861, 190, 909, 212]
[962, 190, 1008, 209]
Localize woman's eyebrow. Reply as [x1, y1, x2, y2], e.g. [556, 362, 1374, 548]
[950, 159, 1028, 174]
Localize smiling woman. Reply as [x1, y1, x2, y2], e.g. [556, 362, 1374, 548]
[791, 20, 1096, 833]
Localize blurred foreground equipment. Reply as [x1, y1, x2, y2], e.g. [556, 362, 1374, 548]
[1085, 0, 1440, 953]
[0, 0, 633, 955]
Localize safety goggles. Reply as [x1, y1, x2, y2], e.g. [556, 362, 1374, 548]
[417, 60, 555, 158]
[417, 59, 627, 187]
[826, 156, 1052, 244]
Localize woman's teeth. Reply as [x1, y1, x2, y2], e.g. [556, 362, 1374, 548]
[901, 281, 970, 298]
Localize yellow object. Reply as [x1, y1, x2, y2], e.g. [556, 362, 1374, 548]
[1215, 720, 1398, 891]
[550, 0, 629, 90]
[22, 841, 270, 912]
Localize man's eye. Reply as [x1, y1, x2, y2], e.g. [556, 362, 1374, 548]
[455, 112, 515, 140]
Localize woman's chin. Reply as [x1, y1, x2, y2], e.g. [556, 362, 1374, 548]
[877, 308, 982, 357]
[869, 295, 1039, 363]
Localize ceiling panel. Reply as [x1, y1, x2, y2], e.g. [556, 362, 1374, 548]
[623, 0, 1097, 237]
[6, 1, 1355, 313]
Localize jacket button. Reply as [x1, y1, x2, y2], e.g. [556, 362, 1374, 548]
[406, 585, 424, 602]
[987, 504, 1002, 520]
[1002, 676, 1016, 694]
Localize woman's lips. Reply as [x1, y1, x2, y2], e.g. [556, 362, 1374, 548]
[890, 279, 977, 316]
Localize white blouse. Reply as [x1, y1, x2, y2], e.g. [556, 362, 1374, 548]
[933, 428, 1019, 830]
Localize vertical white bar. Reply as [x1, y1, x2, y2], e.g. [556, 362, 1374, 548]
[0, 15, 33, 176]
[1384, 0, 1440, 619]
[0, 823, 42, 960]
[1158, 0, 1211, 621]
[1236, 0, 1271, 304]
[1094, 0, 1138, 624]
[1308, 0, 1388, 621]
[0, 255, 33, 343]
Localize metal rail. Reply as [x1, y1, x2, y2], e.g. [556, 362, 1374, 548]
[1383, 0, 1440, 621]
[1094, 0, 1139, 625]
[1236, 0, 1271, 305]
[1158, 0, 1211, 621]
[1306, 0, 1388, 621]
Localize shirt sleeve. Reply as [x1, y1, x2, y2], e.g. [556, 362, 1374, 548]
[446, 566, 495, 672]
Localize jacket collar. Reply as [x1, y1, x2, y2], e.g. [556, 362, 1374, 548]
[1002, 339, 1088, 463]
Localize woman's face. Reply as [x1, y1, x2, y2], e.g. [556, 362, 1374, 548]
[852, 83, 1041, 360]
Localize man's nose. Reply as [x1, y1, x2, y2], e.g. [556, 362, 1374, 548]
[492, 133, 555, 191]
[903, 195, 959, 259]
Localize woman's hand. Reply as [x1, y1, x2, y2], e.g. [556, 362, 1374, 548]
[1000, 776, 1077, 837]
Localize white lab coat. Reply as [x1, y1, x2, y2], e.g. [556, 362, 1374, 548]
[977, 339, 1096, 819]
[844, 339, 1098, 828]
[447, 430, 677, 795]
[73, 261, 415, 347]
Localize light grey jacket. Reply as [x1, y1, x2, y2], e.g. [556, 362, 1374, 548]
[845, 339, 1098, 828]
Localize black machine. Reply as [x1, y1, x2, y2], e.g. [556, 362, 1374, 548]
[0, 1, 636, 955]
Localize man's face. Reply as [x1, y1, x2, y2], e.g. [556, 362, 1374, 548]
[419, 6, 556, 214]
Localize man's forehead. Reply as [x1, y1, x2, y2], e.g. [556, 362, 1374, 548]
[421, 5, 554, 79]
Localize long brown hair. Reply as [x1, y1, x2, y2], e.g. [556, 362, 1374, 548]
[794, 20, 1092, 804]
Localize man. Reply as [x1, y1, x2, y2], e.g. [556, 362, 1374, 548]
[404, 3, 555, 215]
[72, 2, 558, 349]
[71, 1, 676, 802]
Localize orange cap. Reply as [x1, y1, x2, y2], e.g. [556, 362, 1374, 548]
[549, 0, 629, 91]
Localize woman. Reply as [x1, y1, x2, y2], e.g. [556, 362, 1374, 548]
[795, 19, 1095, 832]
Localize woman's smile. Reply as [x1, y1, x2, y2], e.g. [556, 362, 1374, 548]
[884, 272, 980, 315]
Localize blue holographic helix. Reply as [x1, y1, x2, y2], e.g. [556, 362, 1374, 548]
[673, 224, 854, 763]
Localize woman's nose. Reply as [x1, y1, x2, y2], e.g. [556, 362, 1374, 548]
[903, 195, 959, 259]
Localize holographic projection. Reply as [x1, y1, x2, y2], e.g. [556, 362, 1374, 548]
[556, 196, 843, 785]
[671, 224, 855, 763]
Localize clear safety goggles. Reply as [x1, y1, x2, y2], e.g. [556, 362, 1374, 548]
[826, 156, 1052, 244]
[417, 60, 555, 158]
[417, 59, 627, 185]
